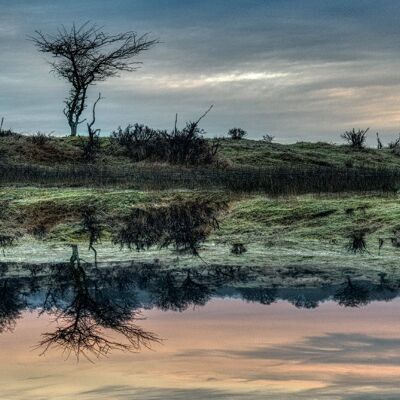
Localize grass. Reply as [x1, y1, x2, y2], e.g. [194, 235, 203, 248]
[3, 135, 400, 196]
[2, 135, 400, 169]
[218, 139, 400, 168]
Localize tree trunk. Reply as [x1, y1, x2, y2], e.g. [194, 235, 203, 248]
[70, 123, 78, 137]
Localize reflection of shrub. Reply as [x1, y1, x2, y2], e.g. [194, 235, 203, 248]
[231, 243, 247, 255]
[228, 128, 247, 140]
[390, 229, 400, 247]
[81, 205, 102, 256]
[0, 233, 18, 254]
[30, 224, 48, 240]
[345, 229, 368, 254]
[113, 199, 226, 255]
[334, 277, 370, 307]
[341, 128, 369, 149]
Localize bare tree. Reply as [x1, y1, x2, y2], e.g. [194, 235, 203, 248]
[31, 22, 158, 136]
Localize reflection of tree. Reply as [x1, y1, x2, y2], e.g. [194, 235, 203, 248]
[37, 257, 160, 361]
[290, 295, 319, 309]
[151, 271, 211, 312]
[180, 272, 211, 308]
[238, 287, 277, 305]
[0, 279, 25, 333]
[333, 277, 371, 307]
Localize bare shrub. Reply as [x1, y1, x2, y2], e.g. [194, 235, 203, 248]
[341, 128, 369, 149]
[82, 94, 102, 162]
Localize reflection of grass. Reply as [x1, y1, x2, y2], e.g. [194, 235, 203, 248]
[215, 194, 400, 255]
[3, 188, 400, 262]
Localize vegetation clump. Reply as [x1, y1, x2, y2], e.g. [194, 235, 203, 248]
[111, 107, 219, 165]
[262, 134, 274, 143]
[29, 132, 52, 146]
[341, 128, 369, 150]
[228, 127, 247, 140]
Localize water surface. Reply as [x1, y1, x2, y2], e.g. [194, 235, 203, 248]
[1, 262, 399, 399]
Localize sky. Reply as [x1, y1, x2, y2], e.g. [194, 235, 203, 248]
[1, 0, 400, 142]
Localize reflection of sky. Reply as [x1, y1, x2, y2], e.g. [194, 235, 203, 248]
[2, 1, 400, 141]
[1, 299, 400, 399]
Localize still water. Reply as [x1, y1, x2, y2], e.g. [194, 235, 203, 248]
[0, 262, 399, 399]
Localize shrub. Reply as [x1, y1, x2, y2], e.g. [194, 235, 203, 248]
[111, 108, 219, 165]
[29, 132, 52, 146]
[341, 128, 369, 149]
[262, 134, 274, 143]
[161, 122, 219, 165]
[0, 117, 19, 137]
[111, 124, 158, 162]
[228, 128, 247, 140]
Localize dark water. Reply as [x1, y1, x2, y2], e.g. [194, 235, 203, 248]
[1, 261, 400, 399]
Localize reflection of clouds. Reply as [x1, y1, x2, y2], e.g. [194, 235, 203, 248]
[78, 382, 400, 400]
[222, 333, 400, 366]
[172, 333, 400, 399]
[80, 386, 271, 400]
